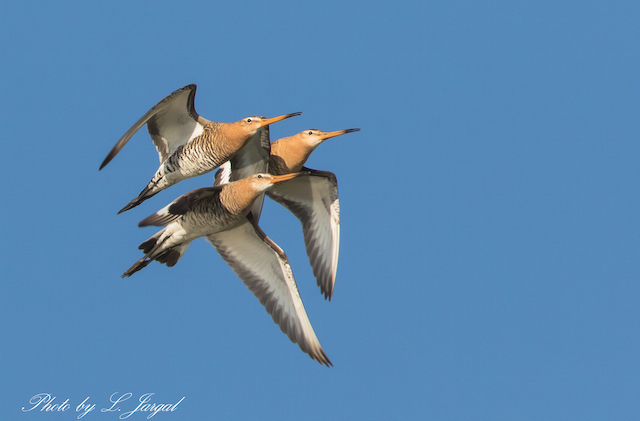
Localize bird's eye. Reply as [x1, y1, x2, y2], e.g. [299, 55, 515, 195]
[247, 118, 252, 123]
[257, 174, 263, 179]
[308, 130, 313, 135]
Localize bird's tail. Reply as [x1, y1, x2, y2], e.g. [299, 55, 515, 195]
[122, 229, 191, 277]
[156, 242, 191, 267]
[118, 169, 173, 214]
[122, 256, 153, 278]
[122, 229, 164, 277]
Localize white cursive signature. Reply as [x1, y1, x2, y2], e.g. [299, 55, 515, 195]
[102, 392, 185, 419]
[23, 392, 184, 419]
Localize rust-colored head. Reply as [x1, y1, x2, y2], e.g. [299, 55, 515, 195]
[235, 112, 302, 137]
[268, 128, 360, 174]
[221, 171, 309, 216]
[247, 172, 308, 192]
[294, 127, 360, 149]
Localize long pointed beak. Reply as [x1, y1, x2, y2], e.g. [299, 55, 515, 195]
[260, 112, 302, 127]
[269, 171, 309, 184]
[319, 128, 361, 140]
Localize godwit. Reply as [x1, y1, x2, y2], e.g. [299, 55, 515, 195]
[99, 84, 300, 213]
[214, 128, 360, 300]
[122, 172, 331, 366]
[213, 125, 271, 222]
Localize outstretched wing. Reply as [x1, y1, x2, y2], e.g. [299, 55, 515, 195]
[100, 84, 206, 169]
[213, 126, 271, 222]
[267, 169, 340, 300]
[138, 186, 222, 227]
[206, 218, 331, 366]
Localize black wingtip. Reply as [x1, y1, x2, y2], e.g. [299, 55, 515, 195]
[319, 281, 333, 301]
[117, 201, 137, 214]
[138, 212, 170, 227]
[319, 351, 333, 367]
[99, 150, 118, 171]
[99, 157, 110, 171]
[118, 199, 143, 214]
[118, 187, 156, 214]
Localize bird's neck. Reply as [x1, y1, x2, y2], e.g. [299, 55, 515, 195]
[212, 123, 254, 156]
[269, 136, 314, 174]
[219, 178, 261, 216]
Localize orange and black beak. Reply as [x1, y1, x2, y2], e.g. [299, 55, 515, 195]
[268, 171, 309, 184]
[318, 128, 361, 140]
[260, 112, 303, 127]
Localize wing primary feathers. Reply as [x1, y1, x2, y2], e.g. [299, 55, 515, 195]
[99, 84, 198, 170]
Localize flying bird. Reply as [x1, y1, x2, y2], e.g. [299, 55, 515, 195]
[213, 125, 272, 222]
[122, 172, 331, 366]
[214, 128, 360, 300]
[99, 84, 300, 213]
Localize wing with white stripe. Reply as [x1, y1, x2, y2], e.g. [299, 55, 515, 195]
[137, 186, 221, 227]
[267, 169, 340, 300]
[206, 219, 331, 366]
[100, 84, 205, 169]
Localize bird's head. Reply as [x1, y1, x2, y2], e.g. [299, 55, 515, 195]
[296, 127, 361, 149]
[237, 112, 302, 136]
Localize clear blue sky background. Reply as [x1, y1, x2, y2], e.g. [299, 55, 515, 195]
[1, 1, 639, 420]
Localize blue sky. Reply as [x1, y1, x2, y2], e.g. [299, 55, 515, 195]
[1, 1, 639, 420]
